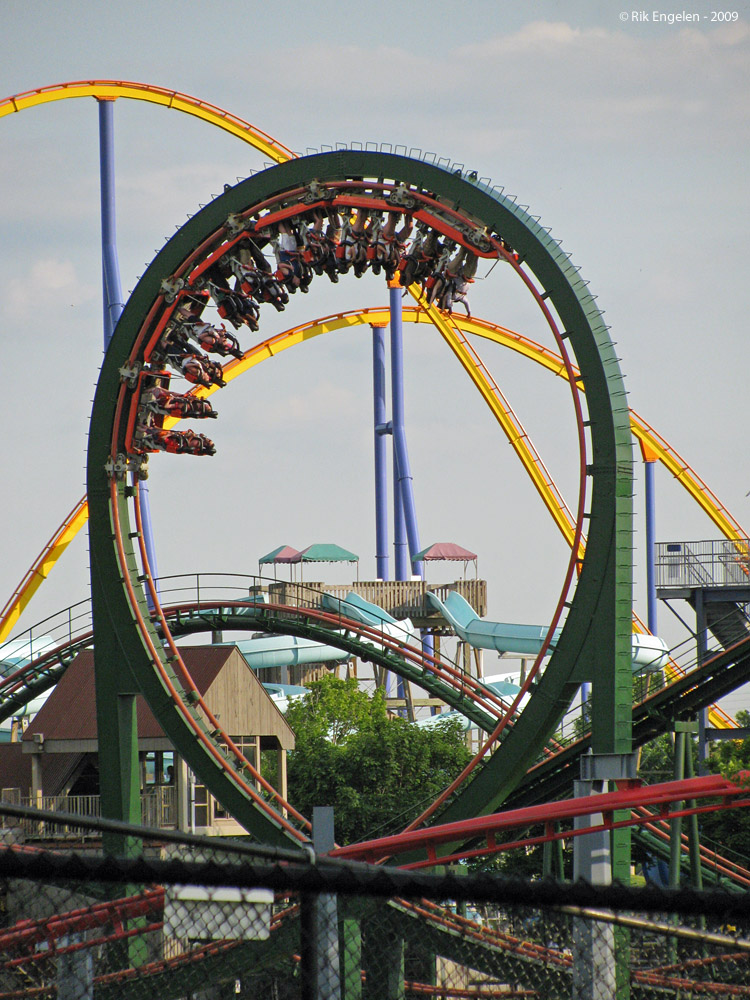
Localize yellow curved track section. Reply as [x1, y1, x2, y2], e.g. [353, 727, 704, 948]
[198, 306, 747, 544]
[0, 497, 88, 641]
[630, 413, 746, 545]
[4, 307, 745, 655]
[0, 80, 295, 163]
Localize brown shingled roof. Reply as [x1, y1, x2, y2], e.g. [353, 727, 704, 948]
[23, 646, 233, 742]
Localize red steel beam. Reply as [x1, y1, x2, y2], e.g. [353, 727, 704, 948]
[332, 774, 750, 865]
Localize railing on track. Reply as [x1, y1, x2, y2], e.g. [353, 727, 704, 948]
[0, 575, 501, 734]
[0, 573, 485, 671]
[0, 599, 93, 671]
[3, 575, 749, 764]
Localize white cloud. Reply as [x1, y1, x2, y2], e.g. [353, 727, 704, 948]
[4, 258, 97, 322]
[257, 21, 750, 153]
[453, 21, 749, 145]
[458, 20, 608, 56]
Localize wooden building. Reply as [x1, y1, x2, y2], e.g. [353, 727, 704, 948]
[0, 646, 294, 838]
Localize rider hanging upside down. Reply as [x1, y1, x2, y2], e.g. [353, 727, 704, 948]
[336, 208, 369, 276]
[188, 321, 243, 359]
[428, 246, 478, 316]
[170, 350, 226, 389]
[228, 244, 289, 312]
[142, 385, 217, 420]
[323, 213, 342, 282]
[398, 224, 444, 288]
[302, 210, 339, 281]
[273, 221, 311, 292]
[372, 211, 413, 280]
[173, 291, 210, 323]
[206, 279, 260, 332]
[138, 426, 216, 456]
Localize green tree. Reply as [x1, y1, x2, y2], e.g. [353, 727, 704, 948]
[285, 675, 386, 745]
[285, 676, 473, 845]
[701, 710, 750, 861]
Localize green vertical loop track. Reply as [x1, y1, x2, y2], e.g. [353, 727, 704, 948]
[87, 151, 633, 845]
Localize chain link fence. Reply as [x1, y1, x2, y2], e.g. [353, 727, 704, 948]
[0, 803, 749, 999]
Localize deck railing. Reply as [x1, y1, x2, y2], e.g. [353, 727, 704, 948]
[267, 579, 487, 619]
[656, 539, 750, 589]
[0, 786, 177, 838]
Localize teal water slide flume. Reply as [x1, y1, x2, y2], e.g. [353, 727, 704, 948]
[226, 635, 350, 671]
[427, 591, 669, 671]
[220, 591, 417, 673]
[320, 591, 418, 644]
[415, 673, 525, 733]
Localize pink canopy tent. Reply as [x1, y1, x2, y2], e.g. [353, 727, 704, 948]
[412, 542, 478, 579]
[258, 545, 301, 581]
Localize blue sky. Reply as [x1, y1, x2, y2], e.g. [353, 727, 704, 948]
[1, 1, 748, 703]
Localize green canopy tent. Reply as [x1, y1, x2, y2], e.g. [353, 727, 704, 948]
[291, 543, 360, 582]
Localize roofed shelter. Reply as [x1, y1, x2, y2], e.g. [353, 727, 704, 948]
[258, 544, 300, 581]
[412, 542, 478, 580]
[292, 543, 360, 582]
[9, 646, 294, 836]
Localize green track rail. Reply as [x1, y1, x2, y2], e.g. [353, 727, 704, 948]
[8, 624, 749, 817]
[506, 632, 750, 810]
[0, 604, 499, 732]
[168, 605, 500, 732]
[86, 151, 632, 845]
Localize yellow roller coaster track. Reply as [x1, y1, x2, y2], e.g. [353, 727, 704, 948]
[0, 77, 293, 642]
[0, 80, 295, 163]
[406, 288, 581, 552]
[0, 499, 89, 640]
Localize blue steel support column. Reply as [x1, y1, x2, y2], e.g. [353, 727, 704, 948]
[372, 323, 390, 581]
[95, 99, 143, 856]
[389, 282, 423, 580]
[392, 449, 408, 582]
[98, 100, 125, 347]
[390, 283, 433, 712]
[384, 461, 403, 699]
[98, 99, 160, 587]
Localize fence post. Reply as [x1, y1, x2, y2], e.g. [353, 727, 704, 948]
[57, 938, 93, 1000]
[301, 807, 341, 1000]
[300, 888, 319, 1000]
[573, 753, 636, 1000]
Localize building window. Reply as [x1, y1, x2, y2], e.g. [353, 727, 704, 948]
[213, 737, 257, 820]
[193, 782, 210, 828]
